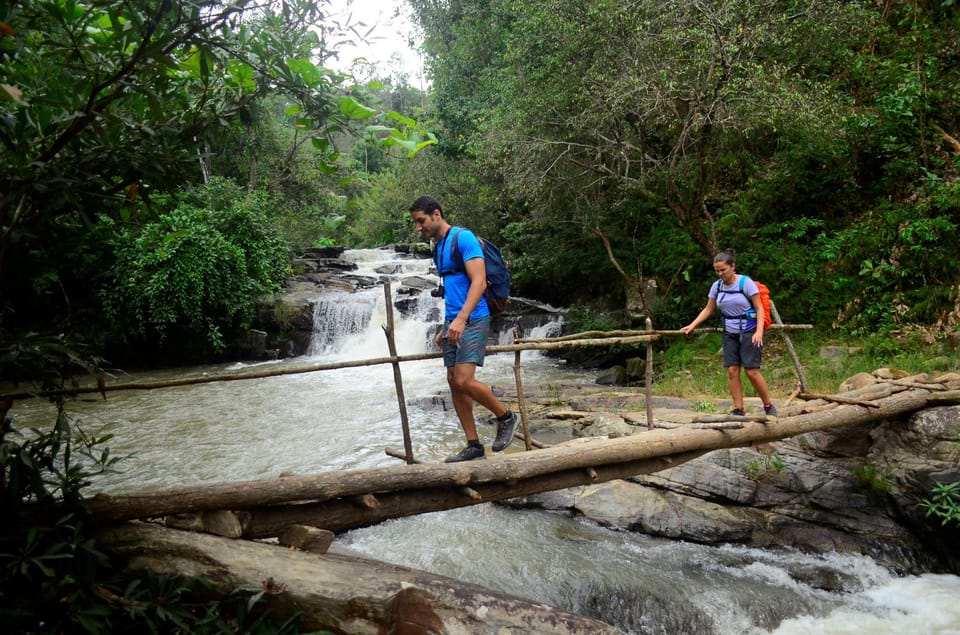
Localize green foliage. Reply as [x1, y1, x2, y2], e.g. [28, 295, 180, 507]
[693, 400, 717, 414]
[100, 179, 290, 353]
[1, 0, 435, 363]
[565, 306, 622, 333]
[919, 481, 960, 528]
[402, 0, 960, 339]
[852, 460, 894, 495]
[0, 338, 300, 632]
[743, 450, 785, 483]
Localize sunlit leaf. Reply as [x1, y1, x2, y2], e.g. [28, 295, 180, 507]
[339, 96, 377, 119]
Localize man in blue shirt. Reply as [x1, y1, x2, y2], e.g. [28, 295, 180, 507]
[409, 195, 517, 462]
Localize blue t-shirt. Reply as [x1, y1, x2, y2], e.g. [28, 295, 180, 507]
[710, 275, 758, 334]
[435, 227, 489, 321]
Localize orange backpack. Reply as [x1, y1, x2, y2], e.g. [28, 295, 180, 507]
[716, 276, 773, 328]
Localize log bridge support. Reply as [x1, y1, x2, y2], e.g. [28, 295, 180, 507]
[82, 374, 960, 538]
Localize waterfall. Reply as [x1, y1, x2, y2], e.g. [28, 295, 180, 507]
[307, 291, 377, 356]
[306, 247, 565, 358]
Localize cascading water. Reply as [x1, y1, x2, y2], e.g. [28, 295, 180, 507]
[7, 247, 959, 634]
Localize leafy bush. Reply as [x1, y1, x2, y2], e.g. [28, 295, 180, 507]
[852, 460, 894, 495]
[920, 481, 960, 528]
[743, 450, 785, 483]
[0, 371, 300, 632]
[100, 179, 290, 353]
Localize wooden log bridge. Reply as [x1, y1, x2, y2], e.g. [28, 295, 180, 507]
[85, 373, 960, 539]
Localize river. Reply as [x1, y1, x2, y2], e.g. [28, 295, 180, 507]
[9, 248, 960, 634]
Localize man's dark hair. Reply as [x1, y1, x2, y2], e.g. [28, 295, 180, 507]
[409, 195, 442, 217]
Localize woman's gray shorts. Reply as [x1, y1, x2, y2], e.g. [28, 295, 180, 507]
[442, 316, 491, 367]
[723, 330, 762, 369]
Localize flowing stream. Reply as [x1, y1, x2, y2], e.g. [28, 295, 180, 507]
[9, 248, 960, 634]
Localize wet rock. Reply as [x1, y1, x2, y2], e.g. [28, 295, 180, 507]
[625, 357, 646, 380]
[301, 246, 345, 259]
[339, 274, 379, 289]
[399, 275, 436, 292]
[595, 366, 628, 386]
[798, 423, 874, 457]
[375, 264, 403, 275]
[513, 378, 960, 574]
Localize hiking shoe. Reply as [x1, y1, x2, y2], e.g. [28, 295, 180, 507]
[729, 408, 746, 417]
[492, 411, 517, 452]
[444, 443, 485, 463]
[764, 404, 778, 417]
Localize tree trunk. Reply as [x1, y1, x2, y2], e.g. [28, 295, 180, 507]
[75, 376, 960, 537]
[96, 522, 621, 635]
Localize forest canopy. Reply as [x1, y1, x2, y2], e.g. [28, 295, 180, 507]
[2, 0, 959, 370]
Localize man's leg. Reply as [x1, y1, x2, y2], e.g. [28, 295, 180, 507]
[447, 364, 481, 441]
[450, 362, 507, 419]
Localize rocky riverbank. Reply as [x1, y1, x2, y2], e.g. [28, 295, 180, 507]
[247, 245, 959, 576]
[475, 372, 960, 577]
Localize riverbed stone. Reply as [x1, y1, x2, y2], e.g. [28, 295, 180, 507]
[595, 365, 628, 386]
[505, 375, 960, 574]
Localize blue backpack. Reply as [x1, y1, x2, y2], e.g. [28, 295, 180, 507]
[444, 227, 512, 316]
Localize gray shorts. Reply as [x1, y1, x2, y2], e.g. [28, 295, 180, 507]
[723, 330, 762, 369]
[442, 316, 491, 367]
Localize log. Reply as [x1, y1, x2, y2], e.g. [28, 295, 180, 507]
[236, 451, 713, 537]
[96, 522, 619, 634]
[927, 390, 960, 405]
[201, 510, 247, 538]
[691, 414, 769, 423]
[277, 525, 335, 553]
[71, 378, 959, 533]
[797, 392, 880, 407]
[517, 323, 813, 343]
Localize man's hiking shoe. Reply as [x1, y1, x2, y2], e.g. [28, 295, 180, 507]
[444, 444, 485, 463]
[729, 408, 746, 417]
[764, 404, 778, 417]
[492, 411, 517, 452]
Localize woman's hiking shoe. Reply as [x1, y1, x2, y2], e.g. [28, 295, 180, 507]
[444, 443, 485, 463]
[764, 404, 778, 417]
[729, 408, 746, 417]
[492, 411, 517, 452]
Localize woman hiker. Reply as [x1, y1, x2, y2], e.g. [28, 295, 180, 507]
[681, 251, 777, 418]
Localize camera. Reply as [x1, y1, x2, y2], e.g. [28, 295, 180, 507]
[431, 286, 444, 298]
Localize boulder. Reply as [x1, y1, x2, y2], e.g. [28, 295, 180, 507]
[509, 380, 960, 574]
[595, 366, 628, 386]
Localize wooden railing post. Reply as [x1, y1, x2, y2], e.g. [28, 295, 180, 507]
[381, 281, 415, 464]
[770, 300, 808, 393]
[512, 326, 532, 450]
[645, 317, 654, 430]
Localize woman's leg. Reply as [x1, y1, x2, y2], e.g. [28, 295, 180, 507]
[744, 367, 773, 405]
[727, 365, 744, 410]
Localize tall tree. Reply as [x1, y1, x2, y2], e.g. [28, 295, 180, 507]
[0, 0, 433, 337]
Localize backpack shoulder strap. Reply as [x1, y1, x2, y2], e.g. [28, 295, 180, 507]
[449, 227, 464, 272]
[434, 227, 462, 273]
